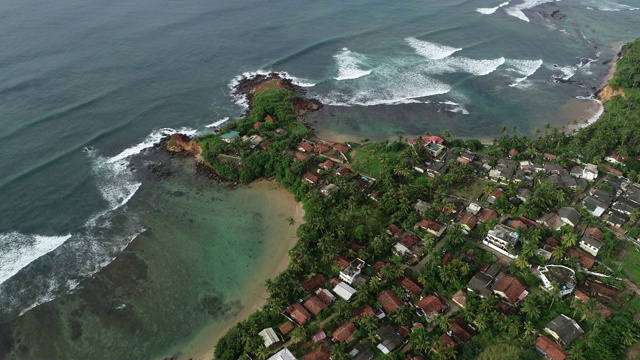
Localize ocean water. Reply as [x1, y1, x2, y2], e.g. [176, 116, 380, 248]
[0, 0, 638, 358]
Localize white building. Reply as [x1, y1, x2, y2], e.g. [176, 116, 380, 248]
[268, 348, 297, 360]
[259, 328, 281, 348]
[483, 224, 520, 259]
[333, 282, 357, 301]
[534, 265, 576, 297]
[340, 258, 365, 284]
[579, 236, 603, 257]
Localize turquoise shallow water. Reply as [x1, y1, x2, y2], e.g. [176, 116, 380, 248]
[0, 0, 638, 358]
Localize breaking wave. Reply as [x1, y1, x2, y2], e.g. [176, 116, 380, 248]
[504, 0, 562, 22]
[477, 1, 511, 14]
[205, 117, 230, 128]
[504, 59, 543, 87]
[0, 127, 193, 319]
[334, 48, 373, 81]
[405, 37, 462, 60]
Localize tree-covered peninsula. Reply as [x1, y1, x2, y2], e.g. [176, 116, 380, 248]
[169, 39, 640, 360]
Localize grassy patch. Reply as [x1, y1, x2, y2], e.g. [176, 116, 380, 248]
[621, 242, 640, 286]
[451, 178, 492, 202]
[350, 142, 406, 178]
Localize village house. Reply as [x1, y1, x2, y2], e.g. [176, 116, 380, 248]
[537, 213, 565, 231]
[487, 189, 504, 204]
[477, 209, 498, 223]
[467, 202, 482, 215]
[336, 166, 351, 177]
[286, 303, 312, 326]
[376, 325, 404, 354]
[415, 219, 446, 237]
[584, 279, 621, 302]
[557, 207, 581, 228]
[304, 345, 330, 360]
[340, 258, 365, 284]
[320, 183, 339, 196]
[303, 296, 327, 316]
[315, 288, 336, 305]
[318, 159, 334, 171]
[297, 141, 315, 153]
[293, 151, 308, 161]
[301, 274, 326, 293]
[377, 289, 405, 313]
[221, 130, 240, 143]
[333, 282, 357, 301]
[583, 196, 610, 217]
[564, 248, 595, 269]
[352, 304, 377, 319]
[386, 224, 404, 238]
[314, 144, 331, 154]
[459, 213, 478, 233]
[606, 211, 629, 228]
[268, 348, 296, 360]
[483, 224, 520, 259]
[349, 344, 375, 360]
[491, 274, 527, 304]
[448, 316, 476, 343]
[398, 276, 423, 299]
[452, 290, 468, 308]
[579, 227, 604, 257]
[278, 321, 294, 336]
[259, 327, 281, 348]
[544, 314, 584, 346]
[533, 265, 575, 296]
[535, 335, 567, 360]
[467, 272, 493, 297]
[415, 295, 445, 319]
[440, 334, 457, 350]
[332, 322, 357, 344]
[303, 172, 322, 186]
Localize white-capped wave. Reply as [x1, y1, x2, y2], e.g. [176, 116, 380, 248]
[107, 128, 196, 165]
[334, 48, 373, 81]
[504, 0, 561, 22]
[18, 279, 58, 316]
[439, 101, 470, 114]
[436, 56, 507, 76]
[0, 233, 72, 285]
[406, 37, 462, 60]
[205, 117, 230, 128]
[504, 59, 543, 87]
[477, 1, 511, 14]
[584, 0, 639, 11]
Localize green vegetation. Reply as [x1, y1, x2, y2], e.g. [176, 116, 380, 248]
[199, 39, 640, 360]
[611, 39, 640, 89]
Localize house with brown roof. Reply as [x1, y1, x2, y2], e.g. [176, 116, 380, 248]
[584, 279, 621, 301]
[333, 143, 349, 153]
[332, 322, 357, 343]
[337, 255, 351, 268]
[398, 231, 421, 248]
[265, 115, 277, 122]
[440, 334, 457, 349]
[448, 317, 475, 343]
[298, 141, 315, 153]
[416, 219, 446, 237]
[377, 290, 405, 313]
[460, 213, 478, 233]
[293, 151, 308, 161]
[253, 121, 263, 129]
[477, 209, 498, 223]
[318, 159, 334, 171]
[352, 304, 377, 319]
[565, 248, 595, 269]
[315, 144, 331, 154]
[336, 166, 351, 177]
[304, 344, 330, 360]
[398, 276, 423, 298]
[491, 275, 527, 304]
[301, 274, 326, 293]
[452, 290, 468, 308]
[544, 153, 558, 161]
[279, 321, 294, 335]
[415, 295, 444, 318]
[303, 296, 327, 316]
[303, 172, 322, 186]
[286, 303, 312, 326]
[487, 189, 504, 204]
[316, 288, 336, 305]
[387, 224, 404, 238]
[535, 335, 567, 360]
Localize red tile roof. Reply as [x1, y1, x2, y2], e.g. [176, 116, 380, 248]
[452, 290, 467, 308]
[409, 135, 445, 145]
[398, 232, 420, 248]
[287, 303, 312, 326]
[337, 256, 351, 268]
[399, 276, 423, 298]
[301, 274, 326, 293]
[415, 295, 443, 316]
[372, 261, 386, 275]
[535, 335, 567, 360]
[377, 290, 405, 313]
[509, 148, 519, 156]
[584, 227, 604, 241]
[314, 144, 331, 154]
[352, 304, 376, 319]
[298, 142, 314, 152]
[417, 219, 445, 234]
[332, 322, 356, 343]
[544, 153, 558, 161]
[319, 159, 334, 170]
[600, 163, 623, 177]
[440, 333, 457, 349]
[333, 143, 349, 153]
[460, 213, 478, 230]
[336, 166, 350, 176]
[449, 317, 475, 342]
[279, 321, 295, 335]
[441, 253, 454, 267]
[574, 290, 589, 303]
[316, 289, 335, 305]
[387, 224, 404, 238]
[565, 248, 595, 269]
[303, 296, 327, 316]
[489, 189, 504, 198]
[253, 122, 262, 129]
[491, 275, 526, 304]
[305, 344, 330, 360]
[293, 151, 308, 161]
[265, 115, 277, 122]
[477, 209, 498, 222]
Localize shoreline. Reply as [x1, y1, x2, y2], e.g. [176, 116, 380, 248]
[161, 180, 304, 360]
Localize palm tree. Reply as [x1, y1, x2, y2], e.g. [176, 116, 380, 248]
[435, 315, 450, 332]
[390, 307, 412, 325]
[256, 345, 271, 360]
[523, 321, 536, 337]
[446, 224, 465, 246]
[515, 255, 529, 270]
[290, 326, 306, 345]
[330, 343, 348, 360]
[521, 297, 541, 321]
[552, 246, 566, 261]
[561, 232, 578, 248]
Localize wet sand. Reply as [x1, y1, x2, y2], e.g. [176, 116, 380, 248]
[165, 180, 304, 360]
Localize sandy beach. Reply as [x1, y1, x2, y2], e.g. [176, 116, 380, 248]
[165, 179, 304, 360]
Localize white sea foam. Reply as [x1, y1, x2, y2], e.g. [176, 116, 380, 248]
[504, 59, 543, 87]
[439, 101, 470, 114]
[334, 48, 373, 81]
[205, 117, 230, 128]
[439, 56, 506, 76]
[0, 233, 72, 285]
[504, 0, 561, 22]
[406, 37, 462, 60]
[577, 96, 605, 128]
[18, 279, 58, 316]
[585, 0, 639, 11]
[477, 1, 511, 14]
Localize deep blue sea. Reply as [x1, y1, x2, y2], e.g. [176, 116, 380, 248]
[0, 0, 638, 358]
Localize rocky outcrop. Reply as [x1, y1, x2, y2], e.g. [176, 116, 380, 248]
[597, 85, 625, 102]
[167, 133, 201, 154]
